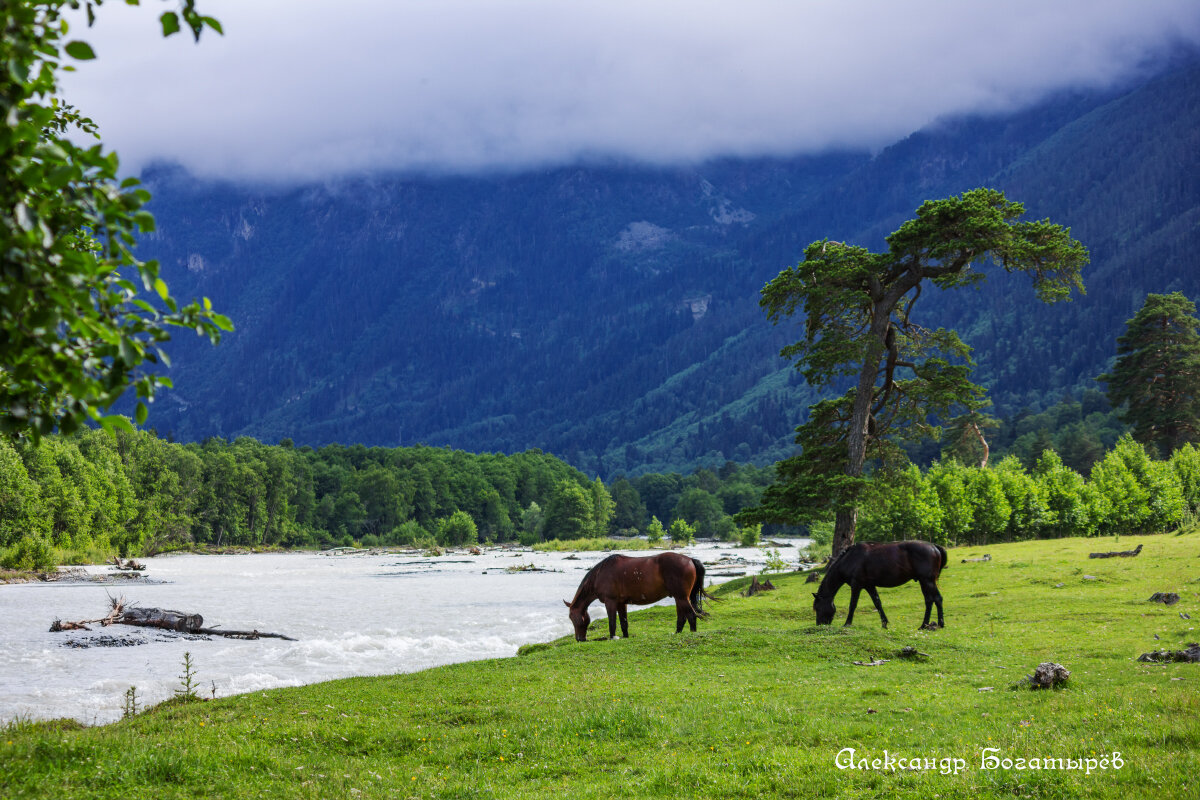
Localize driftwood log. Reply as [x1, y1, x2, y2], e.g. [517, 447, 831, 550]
[742, 576, 776, 597]
[1088, 544, 1142, 559]
[50, 596, 295, 641]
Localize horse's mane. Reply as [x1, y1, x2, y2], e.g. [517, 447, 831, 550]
[817, 545, 856, 595]
[569, 554, 622, 607]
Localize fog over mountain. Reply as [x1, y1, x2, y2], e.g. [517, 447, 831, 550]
[62, 0, 1200, 181]
[123, 55, 1200, 476]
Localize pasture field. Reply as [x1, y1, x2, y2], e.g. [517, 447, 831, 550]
[2, 533, 1198, 799]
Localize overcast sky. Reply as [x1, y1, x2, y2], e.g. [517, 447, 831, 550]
[59, 0, 1200, 183]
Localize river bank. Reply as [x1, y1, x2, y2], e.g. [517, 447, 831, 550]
[0, 541, 806, 726]
[3, 533, 1197, 798]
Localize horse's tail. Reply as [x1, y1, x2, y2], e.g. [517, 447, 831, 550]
[935, 544, 948, 575]
[690, 558, 716, 617]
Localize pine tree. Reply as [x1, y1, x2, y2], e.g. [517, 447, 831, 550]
[1100, 293, 1200, 455]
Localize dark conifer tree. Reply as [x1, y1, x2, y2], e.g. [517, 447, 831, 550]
[1100, 292, 1200, 455]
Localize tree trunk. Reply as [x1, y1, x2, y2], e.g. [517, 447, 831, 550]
[972, 422, 990, 469]
[839, 321, 888, 556]
[833, 507, 857, 557]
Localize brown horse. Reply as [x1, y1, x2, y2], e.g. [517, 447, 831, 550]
[564, 552, 707, 641]
[813, 541, 948, 629]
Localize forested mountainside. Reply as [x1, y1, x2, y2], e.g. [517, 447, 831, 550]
[129, 54, 1200, 478]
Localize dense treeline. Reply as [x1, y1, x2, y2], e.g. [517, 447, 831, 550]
[850, 434, 1200, 548]
[1, 405, 1185, 571]
[0, 430, 604, 567]
[0, 428, 777, 570]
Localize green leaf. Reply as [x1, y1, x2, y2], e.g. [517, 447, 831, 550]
[64, 41, 97, 60]
[99, 415, 135, 434]
[135, 402, 149, 426]
[210, 313, 234, 332]
[153, 278, 169, 301]
[160, 12, 181, 37]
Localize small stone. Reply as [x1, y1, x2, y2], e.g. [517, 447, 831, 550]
[1028, 662, 1070, 689]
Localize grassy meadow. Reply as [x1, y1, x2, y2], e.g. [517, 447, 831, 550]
[3, 533, 1198, 799]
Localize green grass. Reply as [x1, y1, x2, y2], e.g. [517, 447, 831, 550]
[531, 537, 652, 552]
[3, 534, 1199, 798]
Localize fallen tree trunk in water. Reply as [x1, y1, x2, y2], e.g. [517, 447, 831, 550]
[50, 596, 296, 641]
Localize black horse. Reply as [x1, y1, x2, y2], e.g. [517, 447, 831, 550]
[813, 541, 947, 629]
[564, 552, 707, 641]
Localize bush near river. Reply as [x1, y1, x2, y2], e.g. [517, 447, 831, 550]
[3, 533, 1198, 799]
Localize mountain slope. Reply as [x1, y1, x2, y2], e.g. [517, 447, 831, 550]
[131, 57, 1200, 477]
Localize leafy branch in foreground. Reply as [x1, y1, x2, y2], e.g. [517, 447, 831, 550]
[738, 188, 1088, 555]
[0, 1, 228, 442]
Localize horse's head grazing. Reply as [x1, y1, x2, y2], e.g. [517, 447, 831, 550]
[564, 599, 591, 641]
[813, 591, 835, 625]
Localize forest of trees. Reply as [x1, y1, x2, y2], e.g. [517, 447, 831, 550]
[0, 426, 775, 570]
[852, 435, 1200, 547]
[3, 389, 1200, 573]
[0, 430, 590, 568]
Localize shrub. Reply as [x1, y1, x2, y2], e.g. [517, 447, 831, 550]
[668, 518, 695, 546]
[437, 511, 478, 546]
[1, 537, 56, 572]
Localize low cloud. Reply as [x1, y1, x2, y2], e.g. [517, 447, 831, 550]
[60, 0, 1200, 182]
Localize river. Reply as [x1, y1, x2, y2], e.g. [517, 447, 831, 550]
[0, 541, 807, 725]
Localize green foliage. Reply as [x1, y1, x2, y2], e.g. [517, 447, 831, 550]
[436, 510, 478, 547]
[671, 487, 726, 538]
[1033, 449, 1096, 538]
[1, 535, 55, 571]
[645, 516, 665, 545]
[862, 435, 1190, 545]
[1100, 292, 1200, 455]
[385, 519, 427, 546]
[518, 502, 543, 546]
[609, 477, 646, 532]
[541, 480, 594, 540]
[175, 651, 199, 701]
[966, 468, 1012, 544]
[859, 464, 945, 545]
[761, 548, 788, 573]
[737, 522, 761, 547]
[1170, 443, 1200, 513]
[531, 537, 650, 553]
[667, 518, 695, 546]
[589, 477, 614, 537]
[0, 430, 596, 560]
[744, 189, 1088, 555]
[0, 0, 228, 441]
